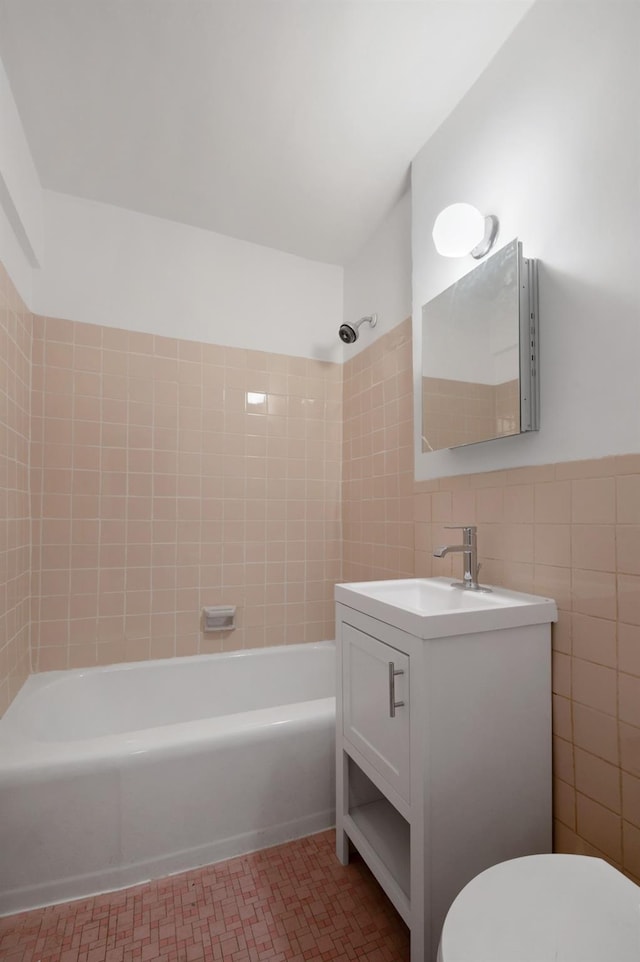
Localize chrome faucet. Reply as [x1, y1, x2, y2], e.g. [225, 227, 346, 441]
[433, 525, 491, 592]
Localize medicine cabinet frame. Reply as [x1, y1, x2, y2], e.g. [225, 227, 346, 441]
[419, 238, 539, 454]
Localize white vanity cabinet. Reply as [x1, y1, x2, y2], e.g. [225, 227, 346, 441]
[335, 578, 557, 962]
[341, 624, 410, 801]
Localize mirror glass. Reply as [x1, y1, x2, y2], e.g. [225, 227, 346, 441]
[421, 238, 528, 453]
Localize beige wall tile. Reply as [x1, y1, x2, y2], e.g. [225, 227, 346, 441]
[432, 490, 452, 522]
[572, 703, 619, 765]
[619, 673, 640, 729]
[502, 523, 534, 563]
[534, 564, 572, 612]
[615, 455, 640, 476]
[572, 569, 616, 620]
[553, 778, 576, 830]
[553, 821, 582, 856]
[534, 481, 571, 523]
[616, 526, 640, 575]
[620, 723, 640, 776]
[535, 524, 571, 567]
[571, 525, 616, 572]
[571, 478, 616, 524]
[0, 265, 32, 715]
[553, 736, 574, 785]
[618, 574, 640, 625]
[505, 465, 556, 486]
[571, 613, 616, 668]
[552, 651, 571, 697]
[619, 623, 640, 677]
[572, 657, 617, 716]
[552, 612, 572, 654]
[476, 487, 504, 522]
[622, 773, 640, 829]
[556, 457, 619, 481]
[451, 489, 476, 523]
[576, 793, 622, 862]
[617, 475, 640, 524]
[575, 747, 622, 812]
[479, 523, 506, 561]
[622, 821, 640, 881]
[502, 561, 534, 595]
[414, 492, 432, 522]
[503, 484, 534, 523]
[552, 694, 573, 740]
[468, 470, 508, 489]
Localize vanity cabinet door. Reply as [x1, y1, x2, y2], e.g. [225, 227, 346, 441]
[341, 623, 410, 801]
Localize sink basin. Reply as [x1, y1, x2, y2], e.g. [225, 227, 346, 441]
[335, 577, 557, 639]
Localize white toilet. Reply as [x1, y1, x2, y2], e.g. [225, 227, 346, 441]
[437, 854, 640, 962]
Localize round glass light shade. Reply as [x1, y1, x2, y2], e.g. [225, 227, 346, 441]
[432, 203, 485, 257]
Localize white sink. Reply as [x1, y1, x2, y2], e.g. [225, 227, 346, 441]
[335, 577, 557, 639]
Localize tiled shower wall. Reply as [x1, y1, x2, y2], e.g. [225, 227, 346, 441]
[342, 318, 414, 582]
[0, 265, 32, 715]
[30, 315, 341, 669]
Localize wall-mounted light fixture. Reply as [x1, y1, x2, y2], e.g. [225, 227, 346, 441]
[432, 203, 499, 260]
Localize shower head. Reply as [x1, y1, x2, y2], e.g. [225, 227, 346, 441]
[339, 314, 377, 344]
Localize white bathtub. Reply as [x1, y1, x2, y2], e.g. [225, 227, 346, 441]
[0, 641, 336, 915]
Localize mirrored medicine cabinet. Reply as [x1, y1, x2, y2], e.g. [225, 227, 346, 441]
[420, 238, 539, 453]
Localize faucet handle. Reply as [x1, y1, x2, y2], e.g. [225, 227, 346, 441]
[444, 524, 477, 532]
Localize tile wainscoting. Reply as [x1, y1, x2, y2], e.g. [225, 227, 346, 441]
[0, 264, 32, 715]
[412, 455, 640, 884]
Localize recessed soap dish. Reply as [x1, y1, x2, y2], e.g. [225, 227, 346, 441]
[202, 605, 236, 632]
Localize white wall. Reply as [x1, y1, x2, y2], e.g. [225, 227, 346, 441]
[1, 40, 343, 359]
[0, 54, 42, 304]
[343, 190, 412, 355]
[34, 191, 344, 360]
[0, 31, 399, 362]
[0, 200, 33, 306]
[412, 1, 640, 480]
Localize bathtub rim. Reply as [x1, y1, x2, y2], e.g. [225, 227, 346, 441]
[0, 696, 336, 777]
[0, 640, 336, 775]
[5, 638, 335, 701]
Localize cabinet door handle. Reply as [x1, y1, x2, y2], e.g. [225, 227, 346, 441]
[388, 661, 405, 718]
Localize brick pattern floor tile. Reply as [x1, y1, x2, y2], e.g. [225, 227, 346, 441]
[0, 831, 409, 962]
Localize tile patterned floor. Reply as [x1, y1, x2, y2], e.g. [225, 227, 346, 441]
[0, 831, 409, 962]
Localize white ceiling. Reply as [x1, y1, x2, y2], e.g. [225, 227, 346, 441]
[0, 1, 533, 265]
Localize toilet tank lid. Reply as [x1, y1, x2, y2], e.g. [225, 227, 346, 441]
[440, 854, 640, 962]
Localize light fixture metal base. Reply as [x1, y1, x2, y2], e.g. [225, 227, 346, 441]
[471, 215, 499, 259]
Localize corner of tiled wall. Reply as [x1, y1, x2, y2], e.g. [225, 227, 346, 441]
[342, 317, 414, 583]
[0, 263, 32, 716]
